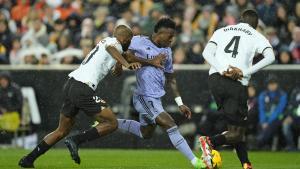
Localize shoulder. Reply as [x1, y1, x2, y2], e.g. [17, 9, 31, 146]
[252, 30, 268, 41]
[259, 91, 267, 98]
[132, 35, 148, 43]
[279, 90, 287, 96]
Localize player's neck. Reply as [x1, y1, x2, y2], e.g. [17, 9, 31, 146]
[150, 35, 161, 48]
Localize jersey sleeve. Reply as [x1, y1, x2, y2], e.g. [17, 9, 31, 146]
[255, 34, 272, 54]
[164, 48, 174, 73]
[207, 29, 220, 45]
[128, 36, 141, 53]
[104, 38, 123, 53]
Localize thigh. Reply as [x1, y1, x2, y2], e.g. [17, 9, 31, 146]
[93, 107, 117, 122]
[133, 95, 165, 125]
[60, 79, 79, 117]
[70, 81, 109, 116]
[57, 113, 75, 132]
[155, 112, 176, 130]
[208, 74, 225, 110]
[223, 83, 248, 126]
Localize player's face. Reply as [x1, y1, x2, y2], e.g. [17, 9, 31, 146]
[157, 28, 175, 47]
[121, 35, 133, 51]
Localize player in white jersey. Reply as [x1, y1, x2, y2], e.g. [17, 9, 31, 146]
[18, 25, 164, 168]
[198, 10, 275, 169]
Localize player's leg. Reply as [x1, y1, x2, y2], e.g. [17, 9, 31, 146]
[65, 107, 118, 164]
[19, 113, 75, 168]
[117, 118, 156, 139]
[155, 112, 209, 168]
[117, 94, 157, 139]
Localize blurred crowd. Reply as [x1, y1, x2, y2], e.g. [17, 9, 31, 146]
[0, 0, 299, 65]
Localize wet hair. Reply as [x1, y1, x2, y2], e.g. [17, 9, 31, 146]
[154, 17, 176, 33]
[241, 9, 259, 28]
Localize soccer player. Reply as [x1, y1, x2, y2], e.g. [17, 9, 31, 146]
[65, 18, 210, 169]
[199, 9, 275, 169]
[18, 25, 162, 168]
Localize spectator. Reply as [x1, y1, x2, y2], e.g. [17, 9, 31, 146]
[0, 19, 13, 64]
[93, 6, 109, 32]
[23, 19, 49, 47]
[0, 71, 23, 114]
[192, 5, 218, 40]
[289, 27, 300, 63]
[57, 34, 71, 51]
[109, 0, 130, 18]
[294, 2, 300, 26]
[246, 82, 259, 150]
[9, 37, 22, 65]
[282, 87, 300, 151]
[275, 4, 290, 45]
[173, 47, 186, 64]
[264, 27, 280, 56]
[80, 38, 93, 59]
[233, 0, 254, 14]
[74, 18, 98, 47]
[278, 49, 292, 64]
[131, 23, 141, 36]
[186, 42, 205, 64]
[257, 75, 287, 149]
[163, 0, 181, 17]
[39, 53, 50, 65]
[116, 9, 134, 28]
[55, 0, 78, 20]
[257, 0, 277, 26]
[141, 3, 165, 36]
[11, 0, 30, 24]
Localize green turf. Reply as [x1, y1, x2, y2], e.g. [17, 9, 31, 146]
[0, 148, 299, 169]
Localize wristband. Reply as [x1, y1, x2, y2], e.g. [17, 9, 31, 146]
[175, 96, 183, 106]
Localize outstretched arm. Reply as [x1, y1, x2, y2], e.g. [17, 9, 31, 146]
[106, 45, 141, 70]
[165, 72, 192, 119]
[123, 50, 166, 68]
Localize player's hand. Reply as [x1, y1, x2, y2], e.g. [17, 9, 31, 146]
[111, 62, 123, 77]
[127, 62, 141, 70]
[150, 53, 167, 69]
[179, 105, 192, 119]
[223, 65, 243, 80]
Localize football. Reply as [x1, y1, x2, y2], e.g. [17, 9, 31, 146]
[212, 150, 222, 169]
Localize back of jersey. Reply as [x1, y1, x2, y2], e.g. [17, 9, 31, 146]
[208, 23, 271, 85]
[69, 37, 123, 90]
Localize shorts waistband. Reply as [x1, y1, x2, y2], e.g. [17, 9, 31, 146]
[69, 77, 96, 91]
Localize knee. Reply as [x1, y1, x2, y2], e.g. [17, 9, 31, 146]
[160, 120, 176, 131]
[110, 118, 118, 131]
[55, 129, 69, 139]
[225, 131, 243, 143]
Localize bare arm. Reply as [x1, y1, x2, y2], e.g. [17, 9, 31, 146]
[165, 72, 180, 97]
[165, 72, 192, 119]
[124, 50, 165, 68]
[106, 45, 130, 68]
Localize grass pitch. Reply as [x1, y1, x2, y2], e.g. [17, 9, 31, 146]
[0, 148, 299, 169]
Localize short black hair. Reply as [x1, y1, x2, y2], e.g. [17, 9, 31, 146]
[241, 9, 259, 28]
[154, 17, 176, 33]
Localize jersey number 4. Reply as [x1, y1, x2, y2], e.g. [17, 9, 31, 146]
[224, 36, 240, 58]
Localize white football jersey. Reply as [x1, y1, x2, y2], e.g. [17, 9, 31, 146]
[69, 37, 123, 90]
[208, 23, 272, 85]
